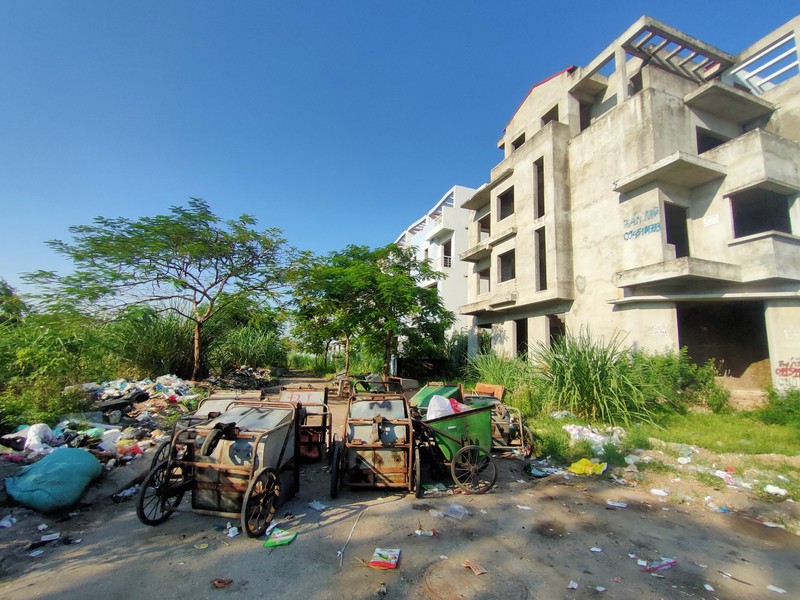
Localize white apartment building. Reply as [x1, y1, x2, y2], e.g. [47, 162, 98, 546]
[460, 15, 800, 390]
[396, 185, 475, 334]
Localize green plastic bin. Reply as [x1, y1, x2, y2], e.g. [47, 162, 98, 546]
[424, 403, 493, 461]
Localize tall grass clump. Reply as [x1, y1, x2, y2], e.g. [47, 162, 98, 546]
[288, 352, 331, 375]
[208, 327, 287, 374]
[530, 331, 654, 426]
[463, 351, 531, 390]
[752, 388, 800, 428]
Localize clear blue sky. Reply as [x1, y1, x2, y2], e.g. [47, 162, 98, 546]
[1, 1, 797, 291]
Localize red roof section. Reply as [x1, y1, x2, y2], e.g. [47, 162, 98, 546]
[503, 66, 577, 133]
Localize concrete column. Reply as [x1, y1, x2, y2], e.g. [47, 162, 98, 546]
[467, 317, 480, 358]
[615, 47, 629, 103]
[765, 300, 800, 391]
[492, 321, 515, 357]
[566, 93, 581, 137]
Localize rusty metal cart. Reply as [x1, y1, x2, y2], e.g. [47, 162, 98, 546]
[136, 401, 301, 537]
[329, 392, 419, 498]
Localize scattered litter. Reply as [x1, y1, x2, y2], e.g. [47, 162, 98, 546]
[595, 586, 606, 592]
[263, 528, 297, 547]
[211, 579, 233, 588]
[0, 515, 17, 528]
[226, 526, 239, 538]
[718, 571, 752, 585]
[428, 509, 444, 518]
[479, 510, 488, 515]
[439, 555, 448, 560]
[650, 489, 669, 497]
[524, 465, 549, 478]
[651, 573, 665, 579]
[613, 577, 622, 583]
[763, 521, 786, 529]
[423, 483, 448, 495]
[308, 500, 328, 511]
[376, 582, 387, 596]
[112, 484, 140, 503]
[677, 457, 691, 465]
[37, 524, 48, 531]
[567, 458, 607, 475]
[606, 500, 627, 508]
[338, 507, 367, 568]
[443, 503, 469, 520]
[368, 548, 400, 570]
[637, 559, 648, 567]
[713, 470, 735, 486]
[628, 553, 637, 559]
[590, 547, 602, 552]
[764, 485, 788, 497]
[767, 584, 787, 594]
[194, 543, 209, 550]
[28, 550, 44, 558]
[517, 505, 532, 510]
[40, 533, 60, 542]
[414, 529, 439, 537]
[462, 560, 488, 576]
[567, 580, 579, 589]
[641, 558, 676, 572]
[704, 584, 715, 592]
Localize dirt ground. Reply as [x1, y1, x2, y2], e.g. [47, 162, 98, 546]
[0, 379, 798, 600]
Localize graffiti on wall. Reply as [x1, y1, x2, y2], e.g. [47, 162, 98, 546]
[623, 207, 661, 241]
[774, 356, 800, 390]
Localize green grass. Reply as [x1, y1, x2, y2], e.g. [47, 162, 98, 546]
[637, 412, 800, 456]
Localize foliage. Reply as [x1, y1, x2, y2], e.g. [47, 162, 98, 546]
[463, 351, 532, 392]
[751, 388, 800, 428]
[0, 279, 27, 325]
[207, 327, 286, 374]
[25, 199, 293, 379]
[530, 331, 655, 426]
[290, 244, 453, 375]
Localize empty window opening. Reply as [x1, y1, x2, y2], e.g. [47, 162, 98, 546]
[665, 204, 690, 258]
[535, 228, 547, 291]
[515, 318, 528, 358]
[442, 240, 452, 268]
[498, 187, 515, 221]
[677, 301, 769, 386]
[629, 70, 643, 95]
[579, 99, 593, 131]
[730, 188, 792, 238]
[511, 133, 526, 151]
[534, 157, 545, 218]
[696, 127, 731, 153]
[499, 250, 516, 282]
[478, 214, 491, 241]
[541, 105, 559, 126]
[547, 314, 566, 346]
[478, 268, 491, 295]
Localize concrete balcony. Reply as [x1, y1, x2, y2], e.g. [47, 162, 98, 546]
[460, 291, 518, 316]
[712, 129, 800, 196]
[461, 169, 513, 210]
[615, 256, 742, 289]
[613, 151, 726, 194]
[729, 231, 800, 282]
[460, 226, 517, 262]
[684, 80, 775, 124]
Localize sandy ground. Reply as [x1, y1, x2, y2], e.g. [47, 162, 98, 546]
[0, 381, 798, 600]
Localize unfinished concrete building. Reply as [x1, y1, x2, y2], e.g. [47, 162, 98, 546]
[396, 185, 475, 334]
[460, 15, 800, 390]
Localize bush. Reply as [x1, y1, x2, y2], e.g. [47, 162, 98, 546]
[752, 388, 800, 427]
[207, 327, 287, 374]
[463, 351, 531, 391]
[530, 331, 654, 426]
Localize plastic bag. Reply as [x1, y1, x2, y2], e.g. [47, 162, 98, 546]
[567, 458, 607, 475]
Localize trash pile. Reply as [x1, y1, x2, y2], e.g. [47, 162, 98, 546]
[1, 374, 197, 469]
[207, 367, 272, 390]
[562, 424, 626, 454]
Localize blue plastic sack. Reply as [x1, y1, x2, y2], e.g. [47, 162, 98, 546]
[5, 448, 102, 512]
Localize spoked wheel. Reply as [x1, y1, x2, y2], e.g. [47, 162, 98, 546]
[522, 426, 536, 458]
[330, 440, 344, 499]
[451, 445, 497, 494]
[241, 467, 281, 538]
[414, 447, 424, 499]
[150, 441, 171, 470]
[136, 460, 185, 526]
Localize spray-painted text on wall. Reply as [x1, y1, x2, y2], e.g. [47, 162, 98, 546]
[623, 208, 661, 241]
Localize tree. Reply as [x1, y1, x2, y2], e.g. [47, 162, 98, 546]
[290, 244, 454, 376]
[0, 279, 27, 325]
[25, 199, 293, 379]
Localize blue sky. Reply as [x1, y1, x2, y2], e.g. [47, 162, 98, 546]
[1, 1, 797, 291]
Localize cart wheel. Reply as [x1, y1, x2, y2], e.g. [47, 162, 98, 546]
[330, 441, 344, 499]
[414, 447, 424, 499]
[451, 445, 497, 494]
[136, 460, 185, 526]
[241, 467, 281, 538]
[522, 426, 536, 458]
[150, 440, 171, 470]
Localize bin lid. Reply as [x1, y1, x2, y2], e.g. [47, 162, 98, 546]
[205, 405, 293, 431]
[409, 384, 462, 408]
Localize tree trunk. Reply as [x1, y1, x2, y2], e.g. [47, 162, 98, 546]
[382, 330, 393, 377]
[344, 334, 351, 375]
[324, 340, 331, 370]
[192, 320, 204, 381]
